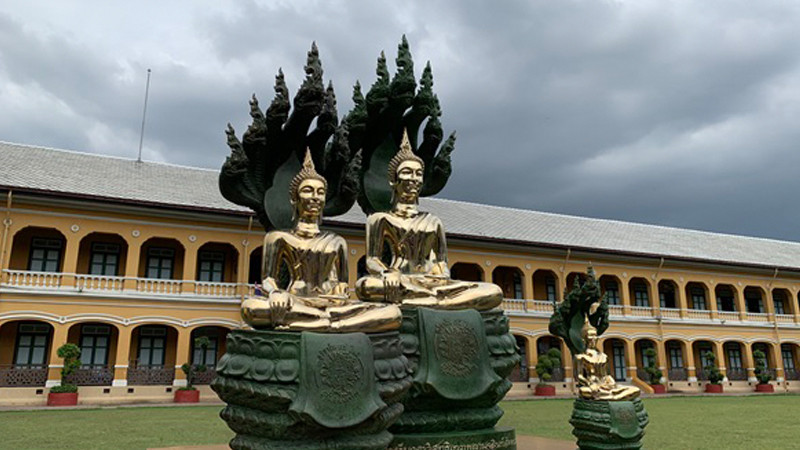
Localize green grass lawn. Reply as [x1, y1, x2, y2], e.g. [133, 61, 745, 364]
[0, 395, 797, 449]
[500, 395, 800, 449]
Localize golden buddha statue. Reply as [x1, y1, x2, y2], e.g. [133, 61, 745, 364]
[355, 131, 503, 310]
[241, 151, 402, 332]
[575, 320, 640, 401]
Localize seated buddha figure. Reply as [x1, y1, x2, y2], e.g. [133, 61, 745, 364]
[241, 151, 402, 333]
[355, 132, 503, 310]
[575, 322, 640, 401]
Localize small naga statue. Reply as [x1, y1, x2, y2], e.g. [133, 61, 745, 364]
[355, 130, 503, 310]
[552, 269, 649, 448]
[549, 267, 639, 401]
[576, 317, 640, 401]
[241, 150, 402, 332]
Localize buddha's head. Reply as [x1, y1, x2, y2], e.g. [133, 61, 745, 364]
[582, 320, 599, 350]
[289, 150, 327, 223]
[388, 130, 424, 204]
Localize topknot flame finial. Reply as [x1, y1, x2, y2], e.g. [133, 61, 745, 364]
[388, 129, 424, 183]
[290, 149, 327, 202]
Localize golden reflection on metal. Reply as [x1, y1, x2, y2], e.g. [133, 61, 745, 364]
[576, 316, 640, 401]
[241, 150, 402, 332]
[355, 130, 503, 310]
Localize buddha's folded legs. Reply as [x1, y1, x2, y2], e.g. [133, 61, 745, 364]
[355, 275, 433, 302]
[426, 282, 503, 311]
[330, 304, 403, 333]
[241, 296, 330, 330]
[357, 276, 503, 311]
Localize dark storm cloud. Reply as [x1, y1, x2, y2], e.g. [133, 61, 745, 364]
[2, 1, 800, 241]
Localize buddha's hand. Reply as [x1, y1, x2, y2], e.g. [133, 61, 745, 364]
[269, 291, 293, 326]
[383, 270, 403, 303]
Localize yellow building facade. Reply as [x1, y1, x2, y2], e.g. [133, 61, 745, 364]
[1, 142, 799, 405]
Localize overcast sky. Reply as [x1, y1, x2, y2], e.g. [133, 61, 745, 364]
[2, 1, 800, 241]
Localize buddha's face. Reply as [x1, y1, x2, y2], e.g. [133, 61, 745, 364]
[586, 328, 598, 349]
[393, 160, 423, 203]
[295, 178, 326, 221]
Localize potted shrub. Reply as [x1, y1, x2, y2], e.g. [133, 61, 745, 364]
[753, 349, 774, 393]
[174, 336, 210, 403]
[534, 348, 561, 396]
[643, 348, 665, 394]
[48, 343, 81, 406]
[702, 351, 724, 393]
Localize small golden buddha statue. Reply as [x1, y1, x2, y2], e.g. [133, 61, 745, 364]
[355, 131, 503, 310]
[575, 321, 640, 401]
[241, 151, 402, 332]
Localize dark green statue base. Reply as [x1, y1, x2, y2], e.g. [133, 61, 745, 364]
[212, 329, 411, 450]
[570, 398, 649, 450]
[391, 308, 520, 435]
[389, 426, 516, 450]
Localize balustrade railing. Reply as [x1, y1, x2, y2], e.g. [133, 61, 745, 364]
[194, 281, 239, 297]
[126, 364, 176, 386]
[745, 312, 770, 322]
[717, 311, 740, 322]
[64, 366, 114, 386]
[528, 300, 554, 313]
[502, 298, 527, 312]
[629, 306, 654, 318]
[3, 270, 62, 289]
[2, 269, 247, 299]
[686, 309, 712, 320]
[75, 274, 125, 292]
[0, 364, 48, 387]
[775, 314, 795, 324]
[696, 369, 709, 381]
[668, 368, 688, 381]
[660, 308, 681, 319]
[135, 278, 183, 295]
[608, 305, 624, 317]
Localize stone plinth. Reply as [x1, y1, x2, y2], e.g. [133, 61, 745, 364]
[212, 329, 411, 450]
[570, 398, 649, 450]
[390, 308, 520, 448]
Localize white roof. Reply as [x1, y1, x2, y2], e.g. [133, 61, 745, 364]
[3, 140, 800, 270]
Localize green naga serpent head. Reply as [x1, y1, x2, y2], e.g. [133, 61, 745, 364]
[219, 43, 359, 231]
[219, 36, 457, 229]
[548, 267, 610, 356]
[343, 35, 457, 214]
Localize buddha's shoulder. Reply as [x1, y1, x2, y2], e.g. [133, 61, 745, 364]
[263, 230, 294, 245]
[316, 230, 347, 245]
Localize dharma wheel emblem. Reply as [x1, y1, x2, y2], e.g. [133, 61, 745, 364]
[318, 344, 363, 403]
[434, 319, 479, 377]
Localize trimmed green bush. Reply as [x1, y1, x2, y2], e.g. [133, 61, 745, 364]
[643, 347, 663, 385]
[703, 351, 724, 385]
[535, 348, 562, 387]
[54, 343, 81, 394]
[753, 349, 772, 385]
